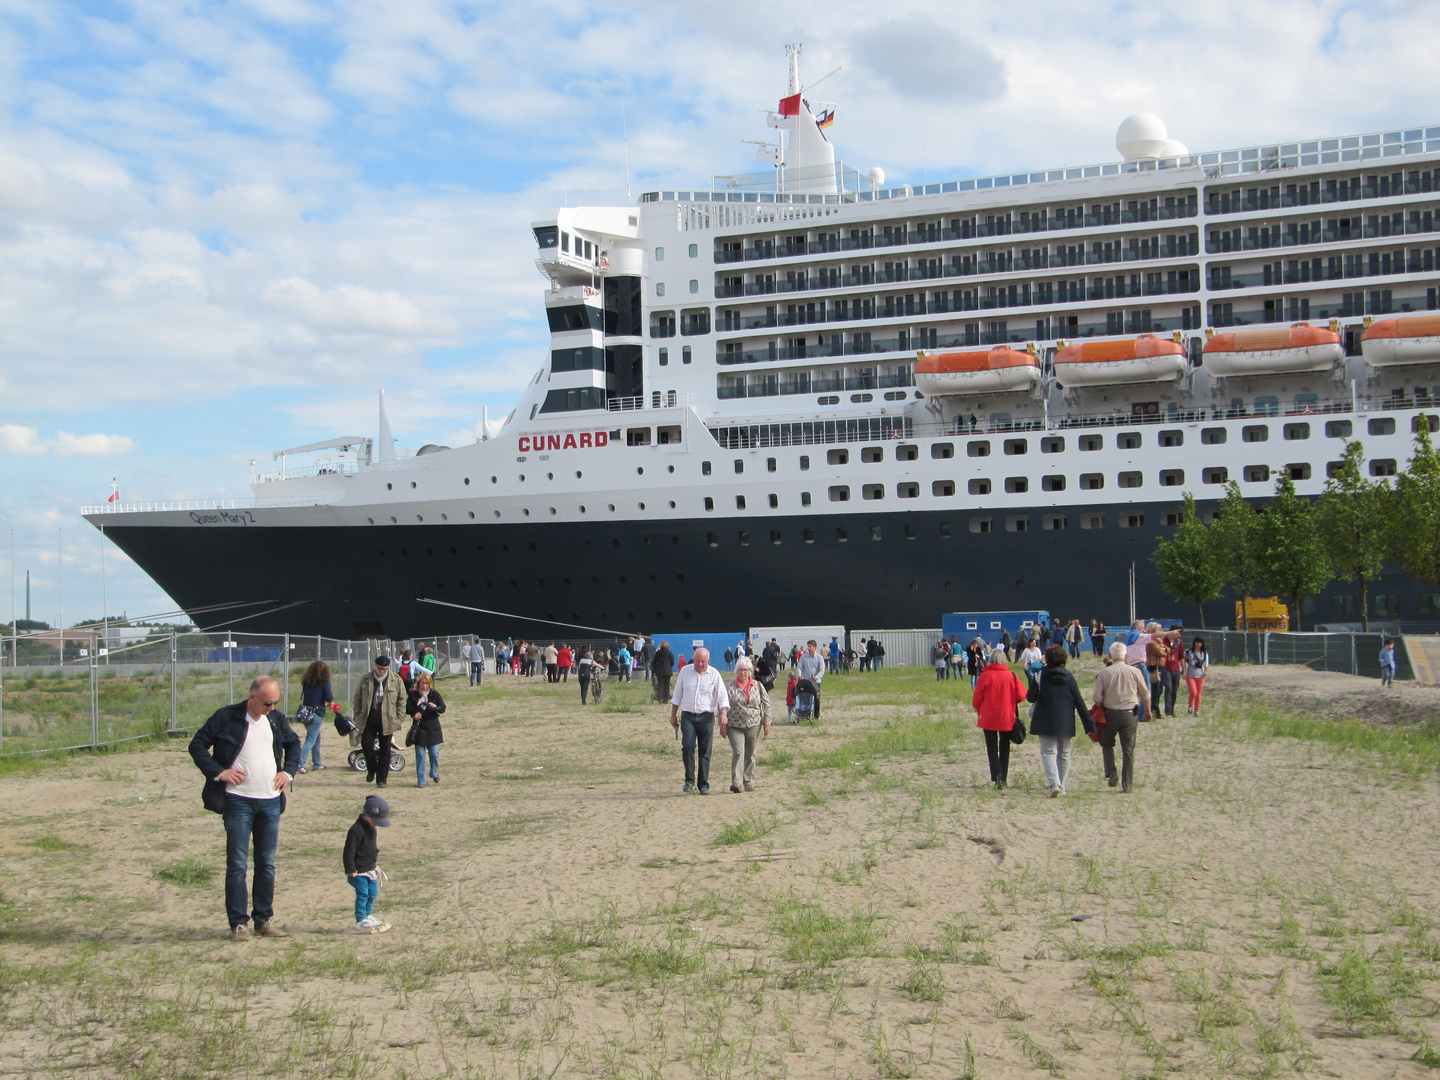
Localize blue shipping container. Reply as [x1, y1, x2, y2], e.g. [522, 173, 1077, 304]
[942, 611, 1051, 643]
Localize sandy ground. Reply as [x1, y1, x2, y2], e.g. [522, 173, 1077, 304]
[2, 660, 1440, 1079]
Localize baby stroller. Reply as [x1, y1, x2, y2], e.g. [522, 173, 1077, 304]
[337, 713, 406, 773]
[793, 678, 817, 723]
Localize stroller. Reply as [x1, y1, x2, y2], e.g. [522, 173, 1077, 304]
[793, 678, 817, 723]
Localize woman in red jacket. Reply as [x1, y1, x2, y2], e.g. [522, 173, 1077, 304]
[972, 648, 1027, 789]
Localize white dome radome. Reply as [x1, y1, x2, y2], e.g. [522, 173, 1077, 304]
[1162, 138, 1189, 159]
[868, 167, 885, 189]
[1116, 113, 1169, 161]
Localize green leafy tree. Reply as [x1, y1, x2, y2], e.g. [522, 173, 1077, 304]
[1209, 480, 1262, 610]
[1150, 493, 1223, 627]
[1317, 439, 1395, 630]
[1254, 472, 1333, 632]
[1395, 424, 1440, 592]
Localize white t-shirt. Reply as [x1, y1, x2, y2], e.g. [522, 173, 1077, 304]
[1021, 646, 1044, 669]
[228, 713, 279, 799]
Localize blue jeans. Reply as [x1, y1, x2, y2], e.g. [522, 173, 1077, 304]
[416, 744, 440, 785]
[470, 662, 483, 686]
[299, 717, 324, 768]
[223, 794, 281, 929]
[349, 874, 377, 922]
[680, 711, 714, 791]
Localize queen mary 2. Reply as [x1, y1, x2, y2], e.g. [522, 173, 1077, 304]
[86, 47, 1440, 637]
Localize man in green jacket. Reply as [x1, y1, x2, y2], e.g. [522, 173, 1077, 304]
[352, 655, 406, 788]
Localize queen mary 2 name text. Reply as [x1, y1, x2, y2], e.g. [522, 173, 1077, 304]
[516, 431, 610, 453]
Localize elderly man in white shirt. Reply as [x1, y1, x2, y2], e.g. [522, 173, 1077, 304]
[670, 647, 730, 794]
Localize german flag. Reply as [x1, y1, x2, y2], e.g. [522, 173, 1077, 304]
[815, 108, 834, 130]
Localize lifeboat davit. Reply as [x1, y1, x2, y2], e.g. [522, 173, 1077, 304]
[1053, 334, 1187, 387]
[1362, 315, 1440, 368]
[913, 347, 1040, 396]
[1202, 322, 1343, 377]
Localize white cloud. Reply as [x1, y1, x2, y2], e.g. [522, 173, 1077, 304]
[0, 424, 46, 454]
[53, 432, 136, 457]
[261, 276, 427, 333]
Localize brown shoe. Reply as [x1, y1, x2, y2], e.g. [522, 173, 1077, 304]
[230, 924, 250, 942]
[730, 785, 741, 793]
[253, 921, 288, 938]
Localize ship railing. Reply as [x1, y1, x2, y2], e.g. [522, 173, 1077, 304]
[82, 496, 325, 515]
[607, 392, 696, 413]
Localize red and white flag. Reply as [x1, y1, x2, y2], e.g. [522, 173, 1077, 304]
[107, 479, 119, 504]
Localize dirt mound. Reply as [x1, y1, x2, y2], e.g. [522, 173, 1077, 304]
[1209, 663, 1440, 727]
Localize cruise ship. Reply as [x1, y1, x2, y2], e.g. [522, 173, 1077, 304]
[85, 49, 1440, 638]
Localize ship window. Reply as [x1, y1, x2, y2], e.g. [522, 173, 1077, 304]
[768, 494, 779, 508]
[967, 440, 991, 457]
[898, 482, 919, 498]
[1042, 475, 1066, 492]
[1004, 439, 1028, 455]
[1288, 463, 1312, 481]
[1005, 477, 1028, 493]
[659, 348, 669, 366]
[707, 532, 718, 546]
[1242, 425, 1269, 442]
[804, 528, 815, 543]
[1005, 515, 1030, 532]
[897, 443, 919, 461]
[1118, 431, 1141, 450]
[682, 346, 692, 364]
[1243, 464, 1271, 482]
[1375, 592, 1401, 616]
[1160, 469, 1185, 486]
[933, 481, 955, 497]
[940, 522, 952, 537]
[1079, 435, 1103, 451]
[1120, 513, 1145, 528]
[560, 231, 569, 252]
[801, 491, 811, 506]
[656, 282, 666, 296]
[1159, 430, 1183, 447]
[862, 484, 885, 500]
[655, 247, 664, 260]
[871, 525, 883, 541]
[734, 459, 743, 473]
[689, 243, 698, 257]
[1414, 414, 1440, 433]
[738, 530, 749, 545]
[689, 280, 699, 294]
[1201, 427, 1227, 444]
[1369, 417, 1396, 436]
[1080, 473, 1104, 489]
[969, 479, 991, 495]
[837, 527, 848, 542]
[1041, 436, 1065, 453]
[1081, 513, 1105, 529]
[1119, 471, 1143, 488]
[534, 225, 559, 248]
[1284, 423, 1311, 440]
[970, 517, 993, 534]
[1203, 466, 1229, 484]
[884, 390, 907, 401]
[736, 495, 746, 509]
[771, 530, 782, 544]
[1043, 514, 1068, 531]
[1371, 458, 1398, 477]
[1325, 420, 1353, 438]
[818, 395, 840, 405]
[828, 449, 849, 465]
[829, 486, 850, 502]
[861, 446, 884, 463]
[932, 442, 955, 459]
[799, 455, 810, 470]
[905, 524, 916, 539]
[1326, 460, 1345, 478]
[702, 460, 711, 475]
[851, 393, 873, 403]
[627, 428, 652, 446]
[704, 497, 714, 511]
[767, 457, 776, 472]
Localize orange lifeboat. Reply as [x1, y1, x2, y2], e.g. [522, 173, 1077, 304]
[1362, 315, 1440, 368]
[1202, 322, 1344, 377]
[913, 347, 1040, 396]
[1053, 334, 1186, 387]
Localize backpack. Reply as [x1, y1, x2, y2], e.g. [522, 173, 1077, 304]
[399, 661, 413, 681]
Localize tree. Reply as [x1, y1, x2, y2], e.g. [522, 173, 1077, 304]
[1253, 472, 1333, 632]
[1150, 493, 1223, 627]
[1209, 480, 1262, 604]
[1394, 424, 1440, 592]
[1317, 439, 1394, 630]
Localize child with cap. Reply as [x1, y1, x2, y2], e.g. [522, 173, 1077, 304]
[344, 794, 392, 933]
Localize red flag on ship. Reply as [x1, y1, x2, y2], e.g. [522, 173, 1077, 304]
[107, 490, 119, 503]
[778, 93, 801, 117]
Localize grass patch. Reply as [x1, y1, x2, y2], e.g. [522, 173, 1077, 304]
[154, 857, 217, 887]
[1229, 702, 1440, 775]
[802, 715, 968, 771]
[773, 896, 883, 966]
[713, 809, 781, 846]
[758, 746, 794, 769]
[28, 833, 82, 852]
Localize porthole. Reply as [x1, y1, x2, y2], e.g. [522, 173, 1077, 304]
[493, 510, 501, 518]
[612, 538, 621, 547]
[390, 516, 398, 523]
[491, 476, 497, 483]
[464, 477, 470, 485]
[639, 502, 646, 509]
[669, 501, 676, 508]
[386, 483, 393, 490]
[547, 472, 554, 480]
[367, 517, 375, 525]
[523, 508, 530, 516]
[467, 511, 475, 519]
[416, 514, 423, 521]
[519, 474, 525, 481]
[549, 507, 557, 515]
[608, 503, 616, 511]
[576, 471, 583, 478]
[410, 481, 417, 489]
[441, 513, 448, 521]
[668, 465, 675, 473]
[637, 467, 644, 475]
[579, 505, 586, 513]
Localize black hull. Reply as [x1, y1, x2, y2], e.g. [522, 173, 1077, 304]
[99, 501, 1403, 639]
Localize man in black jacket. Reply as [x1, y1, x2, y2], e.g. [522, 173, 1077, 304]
[189, 676, 301, 941]
[651, 641, 675, 704]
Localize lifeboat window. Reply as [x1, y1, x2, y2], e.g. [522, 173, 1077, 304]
[1411, 414, 1440, 433]
[1242, 425, 1269, 443]
[1201, 428, 1227, 445]
[1160, 469, 1185, 487]
[707, 533, 718, 546]
[736, 495, 746, 509]
[1041, 436, 1065, 454]
[1081, 513, 1105, 530]
[969, 517, 993, 534]
[932, 442, 955, 459]
[1005, 515, 1030, 533]
[804, 528, 815, 543]
[1004, 477, 1029, 494]
[933, 481, 956, 497]
[827, 449, 849, 465]
[1043, 514, 1068, 531]
[967, 440, 991, 458]
[799, 455, 810, 470]
[1004, 438, 1028, 455]
[863, 484, 885, 501]
[1159, 430, 1183, 448]
[829, 486, 851, 502]
[1283, 423, 1311, 441]
[801, 492, 812, 506]
[1287, 463, 1312, 481]
[1370, 459, 1398, 477]
[861, 446, 884, 463]
[1120, 513, 1146, 529]
[1164, 510, 1183, 526]
[1042, 475, 1066, 492]
[1118, 432, 1141, 450]
[1325, 420, 1353, 438]
[1119, 472, 1143, 488]
[896, 443, 919, 461]
[969, 479, 991, 495]
[1079, 435, 1103, 452]
[768, 494, 779, 508]
[1243, 464, 1271, 483]
[1368, 417, 1396, 436]
[704, 497, 714, 511]
[1080, 473, 1104, 490]
[898, 482, 919, 499]
[1203, 467, 1229, 484]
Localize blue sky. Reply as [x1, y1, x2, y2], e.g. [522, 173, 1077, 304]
[2, 0, 1438, 627]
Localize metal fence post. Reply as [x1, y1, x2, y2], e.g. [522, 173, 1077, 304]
[282, 633, 290, 715]
[170, 632, 178, 733]
[1351, 635, 1358, 676]
[0, 656, 5, 756]
[90, 648, 99, 748]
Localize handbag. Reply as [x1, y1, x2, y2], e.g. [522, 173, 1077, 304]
[1087, 701, 1107, 742]
[1009, 708, 1027, 745]
[404, 721, 418, 748]
[333, 713, 356, 736]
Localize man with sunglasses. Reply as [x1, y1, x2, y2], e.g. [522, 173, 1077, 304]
[190, 675, 301, 942]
